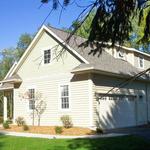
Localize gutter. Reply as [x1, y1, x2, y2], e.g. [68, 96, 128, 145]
[71, 68, 150, 82]
[0, 79, 22, 84]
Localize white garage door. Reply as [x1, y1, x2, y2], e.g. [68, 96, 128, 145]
[98, 95, 136, 129]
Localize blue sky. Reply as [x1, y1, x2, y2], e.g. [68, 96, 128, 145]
[0, 0, 91, 50]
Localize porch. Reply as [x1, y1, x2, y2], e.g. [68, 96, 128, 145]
[0, 74, 22, 123]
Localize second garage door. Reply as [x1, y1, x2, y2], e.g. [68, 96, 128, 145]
[98, 95, 136, 129]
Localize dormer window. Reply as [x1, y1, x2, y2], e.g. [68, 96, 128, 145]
[44, 49, 51, 64]
[139, 56, 144, 69]
[117, 50, 126, 60]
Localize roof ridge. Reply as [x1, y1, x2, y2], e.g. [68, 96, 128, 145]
[47, 25, 88, 41]
[47, 25, 150, 57]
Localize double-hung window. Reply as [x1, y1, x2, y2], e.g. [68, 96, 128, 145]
[139, 56, 144, 69]
[28, 89, 35, 110]
[60, 85, 69, 109]
[44, 49, 51, 64]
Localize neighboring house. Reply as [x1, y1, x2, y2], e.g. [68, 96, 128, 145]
[0, 25, 150, 129]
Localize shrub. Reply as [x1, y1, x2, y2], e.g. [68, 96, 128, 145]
[3, 121, 9, 129]
[60, 115, 73, 128]
[22, 124, 29, 131]
[15, 117, 25, 126]
[96, 127, 103, 134]
[6, 118, 13, 124]
[0, 117, 3, 123]
[55, 126, 63, 134]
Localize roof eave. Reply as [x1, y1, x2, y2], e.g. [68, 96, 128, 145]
[72, 68, 130, 78]
[71, 68, 150, 82]
[0, 87, 14, 91]
[0, 79, 22, 84]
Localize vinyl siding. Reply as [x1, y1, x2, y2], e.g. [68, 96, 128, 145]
[105, 47, 150, 70]
[16, 32, 81, 78]
[147, 84, 150, 121]
[134, 53, 150, 70]
[92, 74, 148, 128]
[13, 31, 91, 127]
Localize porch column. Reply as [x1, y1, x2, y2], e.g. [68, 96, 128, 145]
[3, 96, 7, 121]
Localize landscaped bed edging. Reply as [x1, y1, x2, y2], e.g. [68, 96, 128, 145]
[0, 125, 96, 136]
[0, 130, 128, 139]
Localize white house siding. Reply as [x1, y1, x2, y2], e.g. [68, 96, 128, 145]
[92, 74, 148, 129]
[13, 31, 91, 127]
[134, 53, 150, 70]
[147, 84, 150, 121]
[105, 47, 150, 70]
[105, 48, 135, 66]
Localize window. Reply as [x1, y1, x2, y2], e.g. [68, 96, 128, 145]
[117, 50, 126, 60]
[98, 94, 136, 101]
[44, 49, 51, 64]
[139, 56, 144, 68]
[28, 89, 35, 110]
[60, 85, 69, 109]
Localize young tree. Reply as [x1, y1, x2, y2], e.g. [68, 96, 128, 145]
[20, 91, 46, 126]
[32, 92, 47, 126]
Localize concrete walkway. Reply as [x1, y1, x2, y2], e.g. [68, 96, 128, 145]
[0, 130, 127, 139]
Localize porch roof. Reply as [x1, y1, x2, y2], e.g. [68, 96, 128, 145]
[0, 74, 22, 91]
[0, 74, 22, 84]
[0, 83, 14, 91]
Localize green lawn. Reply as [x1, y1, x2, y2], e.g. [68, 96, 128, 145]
[0, 135, 150, 150]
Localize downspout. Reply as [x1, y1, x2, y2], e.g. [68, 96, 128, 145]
[146, 83, 149, 123]
[135, 94, 138, 126]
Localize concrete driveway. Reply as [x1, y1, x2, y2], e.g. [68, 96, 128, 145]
[104, 125, 150, 140]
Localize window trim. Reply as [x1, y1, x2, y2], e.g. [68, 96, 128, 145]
[43, 49, 51, 64]
[138, 56, 144, 69]
[41, 46, 53, 65]
[26, 86, 36, 111]
[28, 89, 35, 110]
[58, 83, 71, 111]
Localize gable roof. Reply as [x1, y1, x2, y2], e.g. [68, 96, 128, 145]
[4, 62, 17, 79]
[47, 26, 141, 77]
[5, 25, 89, 79]
[3, 25, 149, 81]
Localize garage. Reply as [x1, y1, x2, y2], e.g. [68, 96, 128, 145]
[97, 94, 137, 129]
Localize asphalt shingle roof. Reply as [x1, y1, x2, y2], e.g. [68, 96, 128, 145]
[47, 26, 141, 77]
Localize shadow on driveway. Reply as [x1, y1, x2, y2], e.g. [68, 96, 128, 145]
[104, 125, 150, 140]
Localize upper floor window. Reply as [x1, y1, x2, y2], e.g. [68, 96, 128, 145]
[28, 89, 35, 110]
[139, 56, 144, 68]
[44, 49, 51, 64]
[117, 50, 126, 60]
[60, 85, 69, 109]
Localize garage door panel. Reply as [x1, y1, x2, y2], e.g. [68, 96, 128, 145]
[98, 96, 136, 129]
[137, 99, 147, 125]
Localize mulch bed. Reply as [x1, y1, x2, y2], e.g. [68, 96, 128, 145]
[0, 125, 96, 136]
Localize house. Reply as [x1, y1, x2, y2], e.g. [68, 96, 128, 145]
[0, 25, 150, 129]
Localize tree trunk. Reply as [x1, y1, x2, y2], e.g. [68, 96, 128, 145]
[32, 109, 35, 126]
[38, 115, 40, 126]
